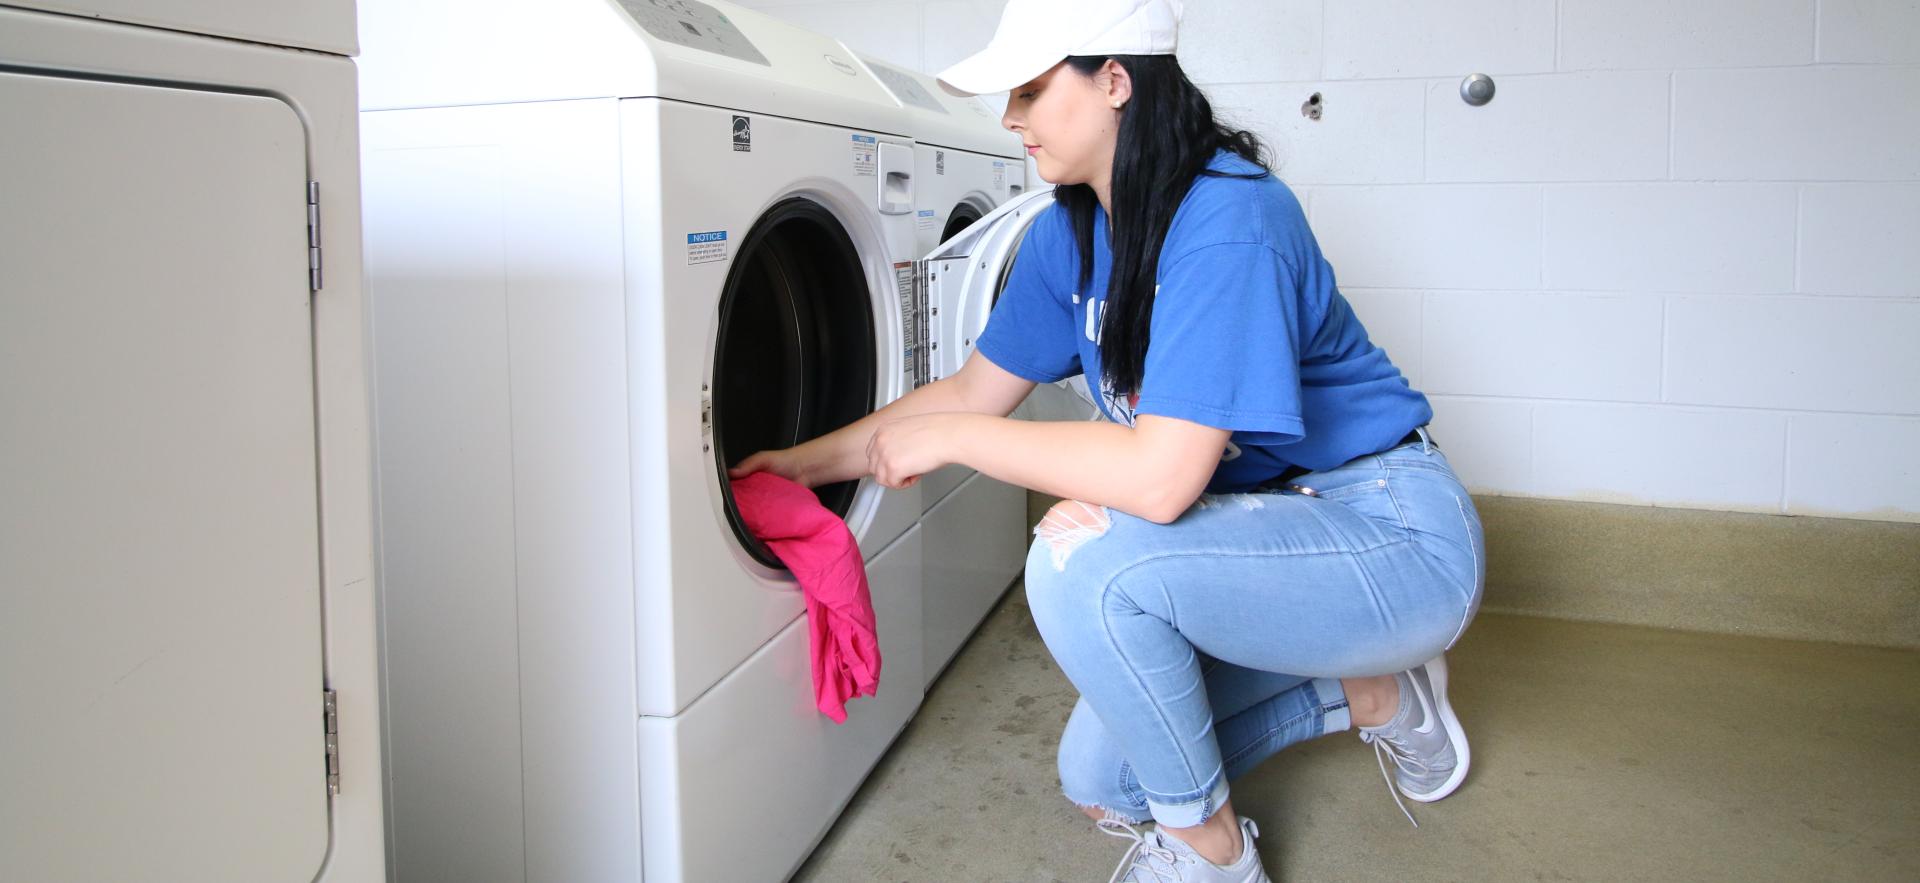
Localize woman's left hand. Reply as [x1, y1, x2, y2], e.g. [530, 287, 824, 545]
[866, 413, 965, 489]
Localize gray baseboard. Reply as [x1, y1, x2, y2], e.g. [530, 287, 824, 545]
[1026, 491, 1920, 649]
[1474, 495, 1919, 649]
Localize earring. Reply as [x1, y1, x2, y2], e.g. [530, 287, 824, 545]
[1112, 101, 1123, 109]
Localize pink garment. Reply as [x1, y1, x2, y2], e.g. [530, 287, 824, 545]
[730, 472, 881, 724]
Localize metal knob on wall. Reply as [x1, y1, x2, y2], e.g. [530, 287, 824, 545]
[1460, 73, 1495, 106]
[1299, 76, 1493, 121]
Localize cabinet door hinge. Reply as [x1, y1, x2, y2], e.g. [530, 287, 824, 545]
[307, 181, 323, 292]
[323, 688, 340, 795]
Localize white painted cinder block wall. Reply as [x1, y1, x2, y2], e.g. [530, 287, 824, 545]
[732, 0, 1920, 524]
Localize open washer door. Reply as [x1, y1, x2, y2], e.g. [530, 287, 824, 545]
[917, 188, 1098, 504]
[922, 188, 1052, 388]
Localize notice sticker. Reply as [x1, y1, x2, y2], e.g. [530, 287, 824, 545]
[851, 134, 877, 176]
[917, 209, 936, 231]
[992, 160, 1007, 190]
[687, 230, 728, 265]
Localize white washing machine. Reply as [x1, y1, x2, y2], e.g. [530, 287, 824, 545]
[358, 1, 930, 880]
[852, 52, 1038, 688]
[0, 2, 384, 881]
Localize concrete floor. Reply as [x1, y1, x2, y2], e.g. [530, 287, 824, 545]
[791, 585, 1920, 882]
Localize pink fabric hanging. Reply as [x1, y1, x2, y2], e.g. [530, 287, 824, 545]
[730, 472, 882, 724]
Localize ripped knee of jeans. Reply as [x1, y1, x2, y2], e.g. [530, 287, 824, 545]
[1034, 499, 1111, 571]
[1194, 492, 1267, 512]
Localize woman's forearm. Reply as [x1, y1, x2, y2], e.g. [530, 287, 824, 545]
[800, 377, 977, 485]
[950, 416, 1178, 521]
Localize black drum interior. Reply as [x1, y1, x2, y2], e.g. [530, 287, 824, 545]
[712, 198, 876, 569]
[941, 203, 982, 244]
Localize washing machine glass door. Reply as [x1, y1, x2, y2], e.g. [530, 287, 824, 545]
[711, 196, 877, 569]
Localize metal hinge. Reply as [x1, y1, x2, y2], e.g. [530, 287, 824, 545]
[306, 181, 323, 292]
[323, 688, 340, 795]
[911, 260, 932, 388]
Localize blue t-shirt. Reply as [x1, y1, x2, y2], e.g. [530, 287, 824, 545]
[974, 148, 1433, 494]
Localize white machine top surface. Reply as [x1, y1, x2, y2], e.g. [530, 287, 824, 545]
[358, 0, 910, 135]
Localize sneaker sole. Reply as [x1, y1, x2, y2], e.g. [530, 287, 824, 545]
[1400, 654, 1470, 803]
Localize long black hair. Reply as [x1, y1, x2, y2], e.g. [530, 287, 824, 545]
[1054, 54, 1271, 397]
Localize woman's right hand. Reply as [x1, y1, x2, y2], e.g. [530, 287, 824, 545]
[727, 444, 831, 488]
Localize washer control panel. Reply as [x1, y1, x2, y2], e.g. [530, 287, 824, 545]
[866, 60, 948, 115]
[612, 0, 768, 65]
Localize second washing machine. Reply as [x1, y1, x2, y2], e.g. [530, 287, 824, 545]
[855, 52, 1038, 687]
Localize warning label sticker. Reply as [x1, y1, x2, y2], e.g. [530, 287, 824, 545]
[687, 230, 728, 265]
[917, 209, 936, 231]
[851, 134, 878, 176]
[992, 160, 1007, 190]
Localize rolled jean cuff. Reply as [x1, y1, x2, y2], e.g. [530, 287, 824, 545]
[1312, 676, 1352, 736]
[1144, 771, 1231, 828]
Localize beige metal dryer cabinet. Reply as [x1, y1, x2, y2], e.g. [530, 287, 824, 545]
[0, 3, 384, 881]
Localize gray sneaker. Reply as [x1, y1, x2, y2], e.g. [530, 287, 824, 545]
[1097, 813, 1271, 883]
[1357, 653, 1471, 826]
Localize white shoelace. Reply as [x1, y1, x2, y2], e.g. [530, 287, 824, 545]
[1360, 728, 1432, 827]
[1097, 816, 1189, 883]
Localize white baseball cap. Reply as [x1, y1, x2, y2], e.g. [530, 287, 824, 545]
[935, 0, 1184, 97]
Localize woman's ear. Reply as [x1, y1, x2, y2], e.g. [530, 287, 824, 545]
[1101, 59, 1133, 110]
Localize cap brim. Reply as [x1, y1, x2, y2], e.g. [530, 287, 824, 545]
[935, 41, 1064, 97]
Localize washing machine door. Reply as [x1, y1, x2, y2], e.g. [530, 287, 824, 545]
[709, 195, 884, 569]
[922, 187, 1056, 386]
[915, 188, 1095, 508]
[921, 187, 1099, 420]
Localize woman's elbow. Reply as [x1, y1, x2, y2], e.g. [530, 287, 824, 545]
[1128, 418, 1230, 524]
[1137, 486, 1203, 524]
[1139, 506, 1184, 526]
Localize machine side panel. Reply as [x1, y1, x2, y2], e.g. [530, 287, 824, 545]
[362, 98, 643, 882]
[362, 111, 531, 883]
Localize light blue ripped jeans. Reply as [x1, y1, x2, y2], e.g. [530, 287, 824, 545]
[1025, 427, 1485, 827]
